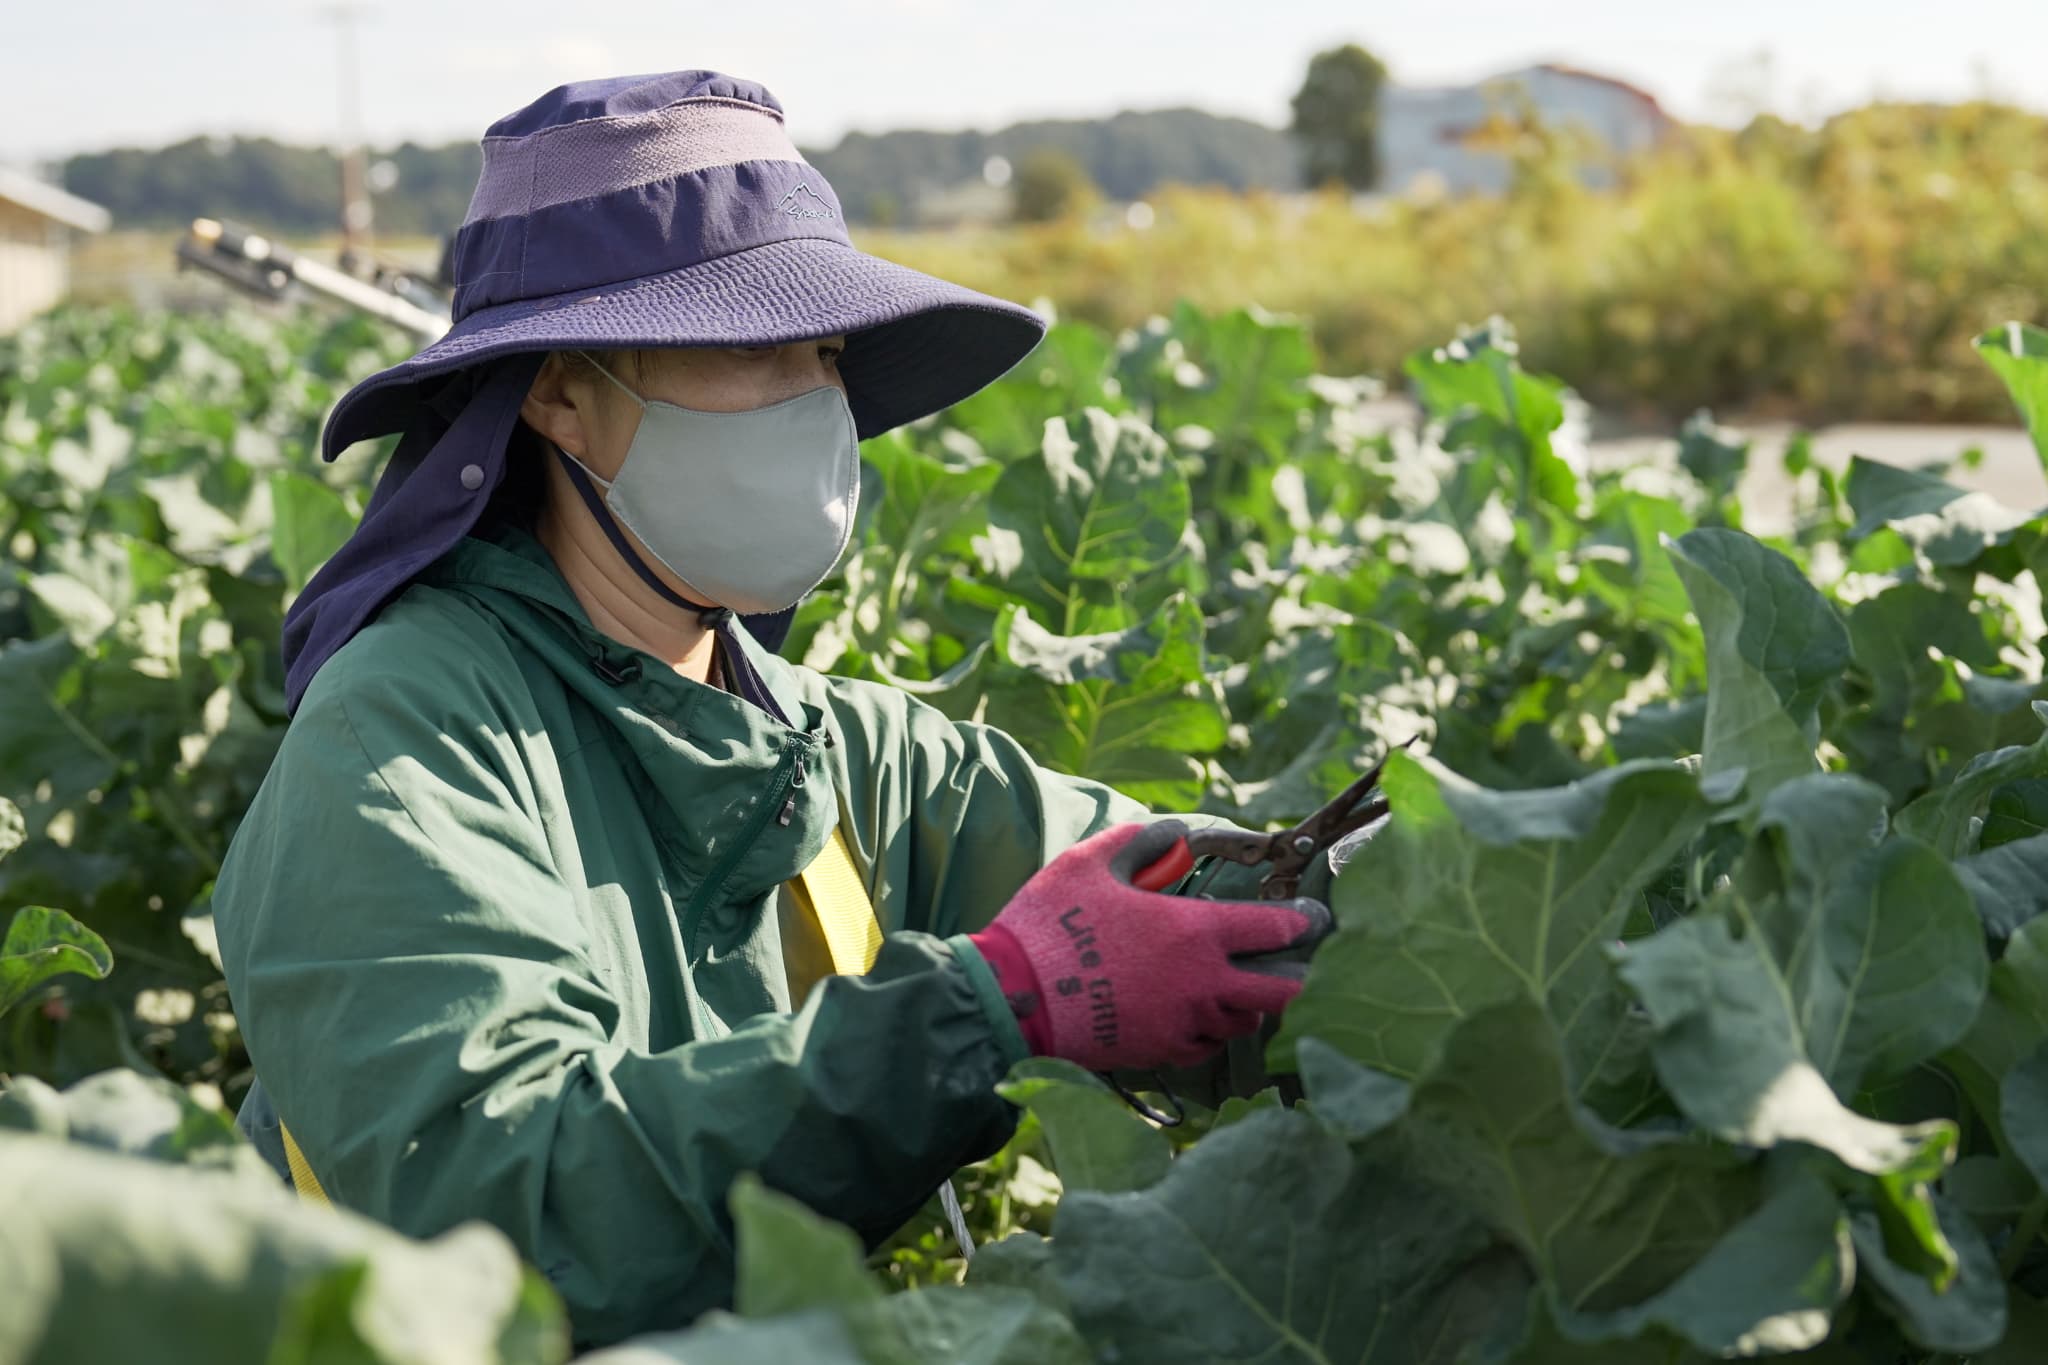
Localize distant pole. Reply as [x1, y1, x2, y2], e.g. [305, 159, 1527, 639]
[321, 2, 376, 266]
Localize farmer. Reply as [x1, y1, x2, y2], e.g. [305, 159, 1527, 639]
[212, 69, 1328, 1349]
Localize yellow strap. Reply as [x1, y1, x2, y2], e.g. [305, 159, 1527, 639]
[280, 826, 882, 1206]
[279, 1119, 331, 1205]
[792, 825, 884, 976]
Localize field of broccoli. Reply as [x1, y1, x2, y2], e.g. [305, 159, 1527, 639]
[7, 299, 2048, 1362]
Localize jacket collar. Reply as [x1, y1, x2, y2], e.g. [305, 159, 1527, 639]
[424, 519, 815, 737]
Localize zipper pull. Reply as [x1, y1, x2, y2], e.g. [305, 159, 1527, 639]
[592, 652, 643, 686]
[778, 757, 807, 826]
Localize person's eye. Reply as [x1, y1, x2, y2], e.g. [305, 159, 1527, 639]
[820, 344, 845, 365]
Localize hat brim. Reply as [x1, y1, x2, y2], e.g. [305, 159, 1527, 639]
[321, 236, 1049, 460]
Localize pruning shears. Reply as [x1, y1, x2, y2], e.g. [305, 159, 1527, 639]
[1132, 742, 1407, 899]
[1101, 744, 1405, 1130]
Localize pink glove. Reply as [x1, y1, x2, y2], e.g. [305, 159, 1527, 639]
[967, 820, 1331, 1072]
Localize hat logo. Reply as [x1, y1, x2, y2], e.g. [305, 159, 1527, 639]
[778, 183, 836, 222]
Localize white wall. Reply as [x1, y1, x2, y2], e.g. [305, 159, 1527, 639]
[0, 202, 70, 334]
[1379, 67, 1669, 197]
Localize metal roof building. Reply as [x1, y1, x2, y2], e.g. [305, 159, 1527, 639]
[0, 165, 111, 334]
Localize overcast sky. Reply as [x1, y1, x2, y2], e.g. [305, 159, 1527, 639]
[5, 0, 2042, 165]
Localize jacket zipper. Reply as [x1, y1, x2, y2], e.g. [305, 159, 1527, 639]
[678, 734, 817, 956]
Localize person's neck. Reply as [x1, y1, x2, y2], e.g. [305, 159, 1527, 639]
[534, 497, 718, 684]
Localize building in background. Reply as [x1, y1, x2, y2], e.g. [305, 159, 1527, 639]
[0, 167, 112, 333]
[1378, 63, 1675, 197]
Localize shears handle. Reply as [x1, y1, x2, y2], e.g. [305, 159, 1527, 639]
[1131, 828, 1276, 892]
[1133, 837, 1197, 892]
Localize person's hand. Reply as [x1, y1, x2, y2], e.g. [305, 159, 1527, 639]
[966, 820, 1331, 1072]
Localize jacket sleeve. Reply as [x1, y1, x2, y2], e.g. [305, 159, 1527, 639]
[906, 713, 1152, 938]
[820, 675, 1230, 940]
[212, 671, 1026, 1351]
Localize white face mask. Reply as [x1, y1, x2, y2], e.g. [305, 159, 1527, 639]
[554, 349, 860, 617]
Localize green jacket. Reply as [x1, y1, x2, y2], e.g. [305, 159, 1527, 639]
[212, 521, 1150, 1348]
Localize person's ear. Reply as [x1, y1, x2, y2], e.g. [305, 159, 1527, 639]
[519, 352, 594, 460]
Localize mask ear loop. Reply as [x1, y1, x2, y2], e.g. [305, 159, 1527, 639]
[551, 441, 793, 727]
[574, 349, 649, 410]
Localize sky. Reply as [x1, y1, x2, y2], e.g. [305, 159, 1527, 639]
[5, 0, 2045, 165]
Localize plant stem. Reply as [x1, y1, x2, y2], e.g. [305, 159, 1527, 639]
[41, 682, 125, 773]
[38, 682, 220, 877]
[139, 783, 221, 878]
[2001, 1194, 2048, 1280]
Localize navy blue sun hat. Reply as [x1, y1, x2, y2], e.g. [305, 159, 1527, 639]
[321, 68, 1046, 457]
[281, 69, 1049, 713]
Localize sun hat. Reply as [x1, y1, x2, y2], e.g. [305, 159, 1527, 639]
[281, 69, 1049, 714]
[319, 68, 1048, 460]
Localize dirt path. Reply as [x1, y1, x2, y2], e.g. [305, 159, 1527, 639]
[1586, 423, 2046, 536]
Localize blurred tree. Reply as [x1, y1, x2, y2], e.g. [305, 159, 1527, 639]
[1289, 44, 1389, 192]
[60, 136, 481, 236]
[863, 190, 903, 228]
[1010, 148, 1098, 223]
[808, 110, 1294, 223]
[1464, 88, 1598, 230]
[1732, 113, 1814, 174]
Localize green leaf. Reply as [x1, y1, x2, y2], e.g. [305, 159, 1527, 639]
[1210, 1087, 1285, 1130]
[731, 1173, 882, 1318]
[949, 319, 1122, 464]
[994, 1059, 1170, 1194]
[1613, 905, 1962, 1287]
[0, 905, 114, 1016]
[26, 570, 117, 644]
[143, 470, 254, 567]
[1982, 1292, 2048, 1364]
[1850, 1196, 2007, 1352]
[1553, 1172, 1851, 1356]
[1405, 323, 1583, 517]
[578, 1288, 1087, 1365]
[1052, 1106, 1529, 1364]
[1666, 528, 1849, 809]
[1615, 912, 1956, 1175]
[1977, 321, 2048, 467]
[983, 594, 1225, 808]
[1395, 1000, 1765, 1321]
[1295, 1037, 1411, 1141]
[0, 1130, 569, 1365]
[963, 1234, 1067, 1315]
[1956, 832, 2048, 942]
[1739, 775, 1987, 1094]
[1844, 456, 2030, 565]
[1949, 915, 2048, 1141]
[268, 470, 358, 595]
[1944, 1153, 2035, 1223]
[1846, 581, 2004, 719]
[1897, 703, 2048, 856]
[0, 1069, 254, 1174]
[984, 405, 1191, 604]
[1273, 751, 1709, 1090]
[265, 1258, 382, 1365]
[1983, 779, 2048, 847]
[1123, 302, 1320, 480]
[0, 634, 117, 812]
[0, 795, 22, 863]
[1675, 410, 1750, 496]
[1611, 696, 1707, 762]
[1999, 1038, 2048, 1192]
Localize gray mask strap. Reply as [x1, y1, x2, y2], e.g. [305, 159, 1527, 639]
[550, 442, 791, 726]
[574, 350, 648, 411]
